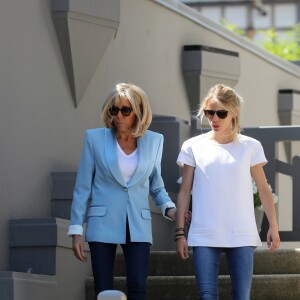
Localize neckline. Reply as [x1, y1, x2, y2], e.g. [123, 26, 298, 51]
[202, 132, 239, 146]
[209, 140, 235, 146]
[117, 142, 138, 157]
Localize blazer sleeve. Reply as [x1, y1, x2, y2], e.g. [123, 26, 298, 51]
[68, 131, 95, 236]
[149, 134, 175, 219]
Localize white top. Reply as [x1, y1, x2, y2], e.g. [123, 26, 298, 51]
[117, 143, 138, 184]
[177, 134, 267, 247]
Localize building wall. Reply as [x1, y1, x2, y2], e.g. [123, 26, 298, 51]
[0, 0, 300, 273]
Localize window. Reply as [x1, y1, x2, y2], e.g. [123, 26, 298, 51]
[274, 3, 297, 28]
[224, 6, 248, 28]
[183, 1, 299, 31]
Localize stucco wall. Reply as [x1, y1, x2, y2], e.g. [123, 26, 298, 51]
[1, 0, 300, 272]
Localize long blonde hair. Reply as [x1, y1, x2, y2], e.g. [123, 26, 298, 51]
[197, 84, 243, 140]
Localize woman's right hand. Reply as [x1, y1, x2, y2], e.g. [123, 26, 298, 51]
[72, 235, 87, 262]
[176, 237, 189, 260]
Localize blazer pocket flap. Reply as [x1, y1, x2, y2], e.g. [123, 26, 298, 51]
[141, 209, 152, 220]
[88, 206, 107, 217]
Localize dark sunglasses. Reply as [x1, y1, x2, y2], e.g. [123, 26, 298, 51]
[203, 110, 228, 119]
[109, 106, 133, 117]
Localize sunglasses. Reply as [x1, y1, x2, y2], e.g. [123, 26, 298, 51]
[203, 110, 228, 119]
[109, 106, 133, 117]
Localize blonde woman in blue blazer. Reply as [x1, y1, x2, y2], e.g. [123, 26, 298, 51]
[68, 83, 176, 300]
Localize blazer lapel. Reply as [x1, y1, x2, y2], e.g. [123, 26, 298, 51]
[128, 132, 150, 187]
[104, 128, 126, 187]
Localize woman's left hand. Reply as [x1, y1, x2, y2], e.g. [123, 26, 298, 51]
[184, 211, 192, 226]
[266, 226, 280, 252]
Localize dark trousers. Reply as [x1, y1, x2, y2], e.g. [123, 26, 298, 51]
[89, 222, 150, 300]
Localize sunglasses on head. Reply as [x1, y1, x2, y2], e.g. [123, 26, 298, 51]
[109, 106, 133, 117]
[203, 110, 229, 119]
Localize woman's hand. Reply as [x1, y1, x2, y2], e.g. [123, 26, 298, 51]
[167, 208, 177, 221]
[185, 211, 192, 226]
[266, 225, 280, 252]
[176, 237, 189, 260]
[72, 235, 87, 262]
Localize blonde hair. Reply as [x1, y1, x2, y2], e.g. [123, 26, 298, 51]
[197, 84, 243, 140]
[101, 83, 152, 137]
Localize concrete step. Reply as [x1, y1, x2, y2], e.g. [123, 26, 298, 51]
[86, 249, 300, 299]
[86, 274, 300, 300]
[0, 271, 57, 300]
[113, 249, 300, 276]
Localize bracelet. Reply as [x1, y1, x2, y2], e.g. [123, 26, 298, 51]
[174, 235, 186, 242]
[174, 233, 185, 238]
[174, 233, 185, 242]
[175, 227, 185, 233]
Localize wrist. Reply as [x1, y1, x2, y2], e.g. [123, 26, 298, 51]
[269, 223, 279, 229]
[175, 227, 185, 232]
[166, 207, 176, 220]
[175, 236, 186, 242]
[174, 227, 186, 242]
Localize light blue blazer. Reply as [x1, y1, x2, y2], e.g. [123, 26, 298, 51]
[68, 128, 175, 244]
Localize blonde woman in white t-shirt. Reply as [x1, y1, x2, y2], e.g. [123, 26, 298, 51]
[175, 84, 280, 300]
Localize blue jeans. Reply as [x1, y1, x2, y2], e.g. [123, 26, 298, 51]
[89, 221, 150, 300]
[193, 246, 254, 300]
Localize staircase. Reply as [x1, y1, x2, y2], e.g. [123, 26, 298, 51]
[86, 249, 300, 300]
[5, 172, 300, 300]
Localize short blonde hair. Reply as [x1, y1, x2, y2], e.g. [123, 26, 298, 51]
[197, 84, 243, 140]
[101, 83, 152, 137]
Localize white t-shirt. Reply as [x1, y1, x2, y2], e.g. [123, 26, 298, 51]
[117, 143, 138, 184]
[177, 134, 267, 247]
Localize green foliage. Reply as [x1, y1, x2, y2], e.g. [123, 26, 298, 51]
[257, 27, 300, 61]
[253, 191, 262, 208]
[252, 180, 278, 208]
[222, 19, 300, 61]
[221, 19, 245, 36]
